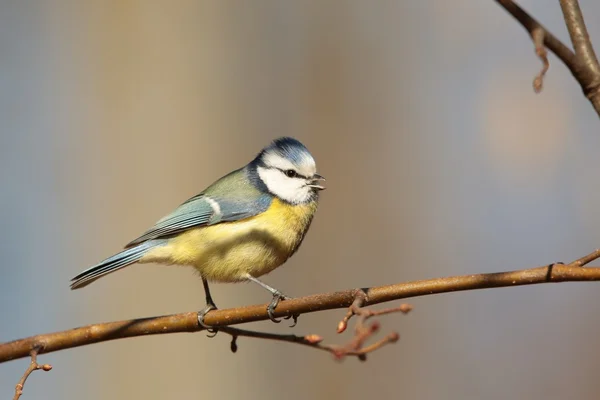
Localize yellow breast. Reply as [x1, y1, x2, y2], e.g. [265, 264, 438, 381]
[141, 198, 318, 282]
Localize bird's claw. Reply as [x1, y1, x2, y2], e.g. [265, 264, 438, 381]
[287, 313, 299, 328]
[267, 291, 299, 327]
[198, 304, 219, 337]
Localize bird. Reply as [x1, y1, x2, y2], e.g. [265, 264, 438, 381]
[70, 137, 325, 327]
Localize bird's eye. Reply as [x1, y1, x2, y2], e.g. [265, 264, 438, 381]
[284, 169, 298, 178]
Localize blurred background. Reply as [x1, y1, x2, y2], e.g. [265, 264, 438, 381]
[2, 1, 600, 399]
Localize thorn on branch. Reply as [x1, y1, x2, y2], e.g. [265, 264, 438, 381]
[13, 346, 52, 400]
[531, 27, 550, 93]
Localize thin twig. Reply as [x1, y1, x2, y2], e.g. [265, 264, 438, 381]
[495, 0, 600, 115]
[3, 249, 600, 363]
[531, 27, 549, 93]
[327, 292, 412, 361]
[219, 326, 324, 353]
[337, 290, 368, 333]
[496, 0, 577, 72]
[568, 248, 600, 267]
[219, 306, 407, 362]
[338, 302, 413, 334]
[13, 346, 52, 400]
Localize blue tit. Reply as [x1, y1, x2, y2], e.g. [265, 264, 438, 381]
[70, 137, 325, 325]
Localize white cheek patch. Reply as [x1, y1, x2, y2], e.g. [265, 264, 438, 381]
[257, 166, 312, 204]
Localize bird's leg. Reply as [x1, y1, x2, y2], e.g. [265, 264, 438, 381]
[245, 274, 298, 326]
[198, 278, 219, 336]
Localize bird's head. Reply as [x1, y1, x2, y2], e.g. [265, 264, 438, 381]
[251, 137, 325, 204]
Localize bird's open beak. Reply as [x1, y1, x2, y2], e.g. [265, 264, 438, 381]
[307, 173, 326, 190]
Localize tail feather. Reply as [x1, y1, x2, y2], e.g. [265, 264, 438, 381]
[70, 240, 165, 289]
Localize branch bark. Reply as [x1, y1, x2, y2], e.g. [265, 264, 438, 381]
[559, 0, 600, 76]
[2, 249, 600, 363]
[496, 0, 600, 115]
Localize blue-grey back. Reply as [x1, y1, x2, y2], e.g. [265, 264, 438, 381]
[125, 167, 272, 247]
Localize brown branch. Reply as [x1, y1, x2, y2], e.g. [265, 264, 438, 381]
[215, 291, 411, 361]
[13, 346, 52, 400]
[559, 0, 600, 76]
[219, 297, 410, 362]
[495, 0, 577, 78]
[496, 0, 600, 116]
[2, 249, 600, 364]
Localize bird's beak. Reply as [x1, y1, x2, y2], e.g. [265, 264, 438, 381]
[308, 173, 326, 190]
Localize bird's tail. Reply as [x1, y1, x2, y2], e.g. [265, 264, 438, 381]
[70, 240, 166, 290]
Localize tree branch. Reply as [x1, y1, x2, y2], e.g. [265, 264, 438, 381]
[559, 0, 600, 76]
[2, 249, 600, 364]
[12, 346, 52, 400]
[496, 0, 600, 115]
[219, 301, 411, 361]
[495, 0, 578, 76]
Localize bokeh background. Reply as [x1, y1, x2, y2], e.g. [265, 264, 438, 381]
[2, 1, 600, 399]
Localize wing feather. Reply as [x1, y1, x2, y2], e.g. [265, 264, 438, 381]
[125, 167, 272, 248]
[125, 194, 271, 248]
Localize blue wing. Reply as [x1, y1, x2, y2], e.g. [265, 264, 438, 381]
[125, 193, 272, 248]
[71, 168, 272, 289]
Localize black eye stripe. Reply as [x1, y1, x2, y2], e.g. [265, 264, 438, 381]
[276, 168, 307, 179]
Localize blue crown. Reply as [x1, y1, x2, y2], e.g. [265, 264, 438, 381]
[260, 137, 312, 165]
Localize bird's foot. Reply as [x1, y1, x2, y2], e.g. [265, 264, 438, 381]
[267, 291, 299, 327]
[198, 304, 219, 337]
